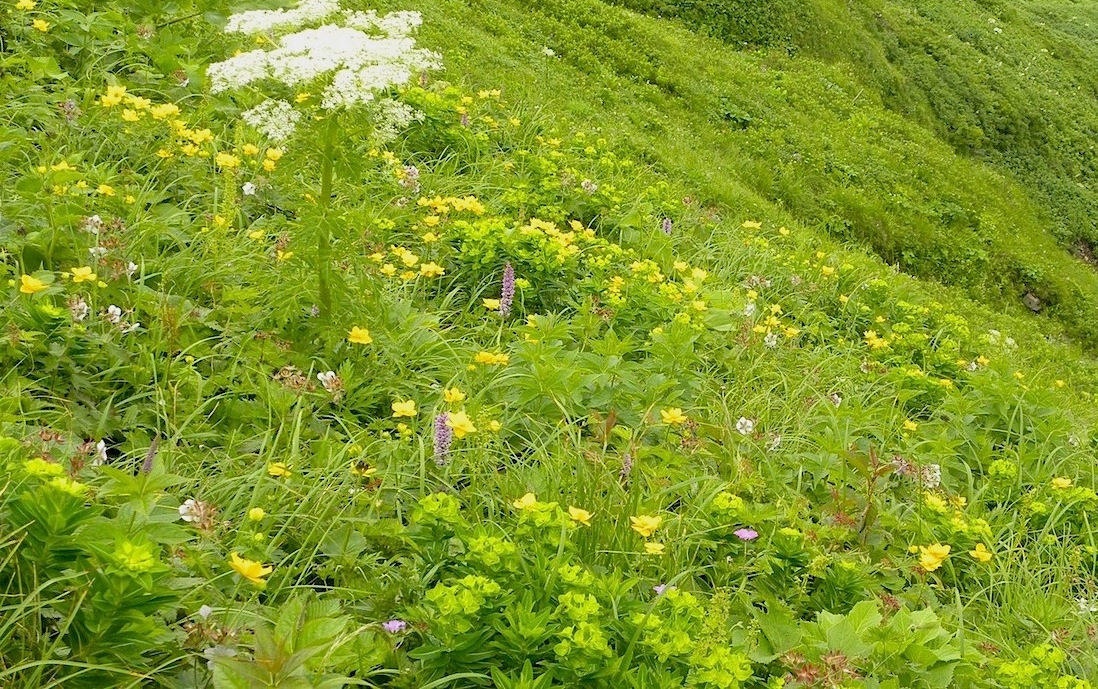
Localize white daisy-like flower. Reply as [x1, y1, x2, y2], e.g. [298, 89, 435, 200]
[736, 417, 755, 436]
[241, 182, 257, 196]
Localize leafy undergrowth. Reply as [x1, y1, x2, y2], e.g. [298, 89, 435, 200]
[3, 0, 1098, 688]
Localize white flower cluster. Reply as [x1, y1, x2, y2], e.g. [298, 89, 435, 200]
[208, 0, 438, 139]
[241, 99, 301, 141]
[224, 0, 340, 35]
[373, 97, 424, 143]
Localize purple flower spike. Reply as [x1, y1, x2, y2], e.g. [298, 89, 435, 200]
[734, 528, 759, 541]
[661, 217, 673, 236]
[500, 262, 515, 318]
[433, 413, 452, 465]
[382, 619, 408, 633]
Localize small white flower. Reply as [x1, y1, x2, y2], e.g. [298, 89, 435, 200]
[736, 417, 755, 436]
[126, 262, 138, 277]
[106, 305, 123, 323]
[241, 182, 257, 196]
[179, 499, 198, 522]
[828, 393, 842, 407]
[123, 321, 141, 333]
[81, 215, 103, 234]
[94, 440, 108, 466]
[743, 302, 757, 317]
[197, 604, 214, 620]
[763, 331, 779, 348]
[68, 297, 89, 322]
[542, 47, 555, 57]
[89, 246, 108, 258]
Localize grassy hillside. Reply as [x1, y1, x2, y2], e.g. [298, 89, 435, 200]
[3, 0, 1098, 686]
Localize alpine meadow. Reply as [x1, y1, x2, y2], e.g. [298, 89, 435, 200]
[7, 0, 1098, 686]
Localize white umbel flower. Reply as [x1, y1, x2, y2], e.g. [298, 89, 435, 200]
[242, 99, 301, 140]
[224, 0, 341, 34]
[208, 1, 439, 140]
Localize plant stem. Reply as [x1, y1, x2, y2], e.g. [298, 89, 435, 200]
[317, 114, 338, 321]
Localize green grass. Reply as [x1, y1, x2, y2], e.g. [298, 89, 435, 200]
[3, 0, 1098, 686]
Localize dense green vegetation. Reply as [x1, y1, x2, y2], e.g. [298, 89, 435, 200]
[3, 0, 1098, 686]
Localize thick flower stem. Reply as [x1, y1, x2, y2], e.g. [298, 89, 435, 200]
[317, 114, 338, 321]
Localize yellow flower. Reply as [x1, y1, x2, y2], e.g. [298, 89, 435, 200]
[215, 152, 240, 169]
[16, 0, 36, 9]
[294, 92, 311, 103]
[96, 184, 115, 196]
[422, 232, 439, 243]
[568, 506, 593, 526]
[156, 148, 174, 159]
[488, 420, 502, 432]
[247, 507, 266, 521]
[264, 147, 283, 161]
[474, 351, 509, 366]
[275, 250, 293, 261]
[779, 227, 790, 236]
[483, 298, 501, 310]
[660, 407, 688, 425]
[190, 128, 214, 144]
[1052, 477, 1073, 490]
[70, 266, 96, 283]
[150, 103, 180, 120]
[446, 410, 477, 438]
[32, 18, 49, 31]
[630, 514, 662, 538]
[419, 262, 445, 277]
[924, 492, 948, 513]
[19, 274, 48, 294]
[248, 230, 264, 240]
[242, 143, 259, 156]
[918, 543, 950, 572]
[267, 462, 291, 478]
[391, 399, 417, 418]
[380, 263, 397, 276]
[742, 220, 762, 229]
[348, 326, 373, 345]
[644, 542, 665, 555]
[229, 552, 272, 586]
[512, 492, 538, 510]
[422, 215, 440, 227]
[100, 85, 127, 107]
[903, 420, 919, 432]
[121, 109, 141, 122]
[969, 543, 993, 563]
[443, 387, 466, 403]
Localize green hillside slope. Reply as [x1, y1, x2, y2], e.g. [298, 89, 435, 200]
[3, 0, 1098, 686]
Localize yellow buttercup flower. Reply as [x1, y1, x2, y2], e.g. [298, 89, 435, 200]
[568, 506, 593, 527]
[903, 420, 919, 432]
[70, 266, 96, 283]
[391, 399, 417, 418]
[969, 543, 993, 563]
[348, 326, 373, 345]
[443, 387, 465, 403]
[32, 18, 50, 32]
[267, 462, 291, 478]
[150, 103, 180, 120]
[918, 543, 950, 572]
[419, 262, 445, 277]
[483, 298, 501, 310]
[215, 152, 240, 168]
[19, 274, 48, 294]
[1052, 477, 1073, 490]
[16, 0, 36, 9]
[512, 492, 538, 510]
[630, 514, 662, 538]
[446, 410, 477, 438]
[644, 542, 665, 555]
[229, 552, 272, 586]
[96, 184, 115, 196]
[474, 351, 509, 366]
[660, 407, 687, 425]
[248, 507, 266, 521]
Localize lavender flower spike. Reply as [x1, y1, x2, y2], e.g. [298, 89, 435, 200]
[382, 619, 408, 633]
[661, 217, 673, 236]
[433, 413, 452, 465]
[499, 262, 515, 318]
